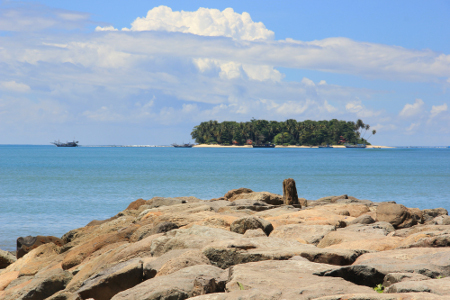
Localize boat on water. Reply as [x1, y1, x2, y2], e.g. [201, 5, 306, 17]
[318, 144, 333, 148]
[172, 143, 194, 148]
[51, 140, 79, 147]
[252, 144, 276, 148]
[345, 144, 366, 148]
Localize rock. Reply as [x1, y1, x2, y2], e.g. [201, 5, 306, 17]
[146, 197, 190, 209]
[85, 216, 119, 227]
[203, 236, 367, 269]
[0, 250, 16, 269]
[149, 225, 242, 257]
[269, 224, 335, 245]
[395, 230, 450, 249]
[340, 222, 395, 236]
[317, 230, 384, 248]
[427, 215, 450, 225]
[156, 250, 211, 277]
[45, 290, 82, 300]
[266, 207, 350, 228]
[111, 265, 226, 300]
[326, 236, 403, 251]
[321, 203, 371, 218]
[376, 202, 422, 229]
[422, 208, 448, 223]
[0, 271, 19, 290]
[352, 248, 450, 278]
[230, 217, 273, 236]
[385, 277, 450, 295]
[383, 272, 431, 287]
[77, 258, 143, 300]
[228, 192, 284, 206]
[313, 293, 450, 300]
[224, 188, 253, 201]
[282, 178, 299, 206]
[226, 260, 376, 299]
[317, 265, 385, 287]
[207, 200, 234, 212]
[348, 214, 376, 225]
[125, 198, 147, 210]
[1, 268, 72, 300]
[16, 236, 63, 259]
[220, 199, 277, 212]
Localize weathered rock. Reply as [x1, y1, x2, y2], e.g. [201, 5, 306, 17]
[220, 199, 277, 212]
[385, 277, 450, 295]
[0, 250, 16, 269]
[228, 191, 284, 205]
[352, 248, 450, 278]
[317, 230, 384, 248]
[269, 224, 335, 245]
[427, 215, 450, 225]
[77, 258, 143, 300]
[1, 268, 72, 300]
[422, 208, 448, 223]
[149, 225, 242, 257]
[376, 202, 422, 229]
[0, 271, 19, 290]
[226, 260, 376, 299]
[45, 290, 82, 300]
[266, 207, 350, 227]
[16, 235, 63, 259]
[156, 250, 211, 277]
[321, 203, 371, 218]
[317, 265, 385, 287]
[348, 214, 376, 225]
[314, 293, 450, 300]
[243, 228, 267, 238]
[125, 198, 147, 210]
[111, 265, 226, 300]
[203, 236, 367, 268]
[396, 231, 450, 249]
[326, 236, 403, 251]
[282, 178, 299, 206]
[224, 188, 253, 200]
[383, 272, 431, 287]
[340, 222, 395, 236]
[230, 216, 273, 236]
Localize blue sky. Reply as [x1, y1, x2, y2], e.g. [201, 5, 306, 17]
[0, 0, 449, 145]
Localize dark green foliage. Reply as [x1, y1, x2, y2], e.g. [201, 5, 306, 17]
[191, 119, 372, 146]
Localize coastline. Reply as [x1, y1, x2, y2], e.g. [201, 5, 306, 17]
[193, 144, 394, 149]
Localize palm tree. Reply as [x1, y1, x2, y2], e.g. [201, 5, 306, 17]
[366, 129, 376, 142]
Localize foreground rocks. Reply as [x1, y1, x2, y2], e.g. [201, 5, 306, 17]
[1, 186, 449, 299]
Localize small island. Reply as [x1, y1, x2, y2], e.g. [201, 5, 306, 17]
[191, 119, 376, 146]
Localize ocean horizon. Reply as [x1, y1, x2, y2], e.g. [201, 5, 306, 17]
[1, 145, 449, 251]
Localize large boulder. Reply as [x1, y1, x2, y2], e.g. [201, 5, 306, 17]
[317, 230, 401, 251]
[230, 217, 273, 236]
[385, 277, 450, 295]
[376, 202, 423, 229]
[269, 224, 335, 245]
[16, 236, 63, 259]
[0, 250, 16, 269]
[228, 191, 284, 205]
[282, 178, 299, 206]
[77, 258, 143, 300]
[111, 265, 226, 300]
[224, 188, 253, 201]
[422, 208, 448, 223]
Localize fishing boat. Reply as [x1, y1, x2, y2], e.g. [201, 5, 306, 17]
[252, 144, 276, 148]
[51, 140, 79, 147]
[345, 144, 366, 148]
[172, 143, 194, 148]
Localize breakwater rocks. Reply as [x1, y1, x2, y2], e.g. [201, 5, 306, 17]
[1, 186, 450, 299]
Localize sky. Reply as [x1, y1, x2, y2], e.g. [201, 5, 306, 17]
[0, 0, 449, 146]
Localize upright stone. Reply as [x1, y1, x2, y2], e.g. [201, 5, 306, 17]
[283, 178, 300, 207]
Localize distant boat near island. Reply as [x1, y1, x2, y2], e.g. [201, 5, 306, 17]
[172, 143, 194, 148]
[345, 144, 366, 148]
[252, 144, 276, 148]
[51, 140, 79, 147]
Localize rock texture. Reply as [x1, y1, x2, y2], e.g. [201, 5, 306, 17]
[1, 189, 449, 299]
[282, 178, 299, 206]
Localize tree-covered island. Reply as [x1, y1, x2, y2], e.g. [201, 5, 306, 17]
[191, 119, 376, 146]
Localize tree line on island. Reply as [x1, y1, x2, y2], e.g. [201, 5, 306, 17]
[191, 119, 376, 146]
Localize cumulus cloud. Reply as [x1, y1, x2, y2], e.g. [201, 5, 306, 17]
[399, 99, 424, 118]
[430, 103, 448, 119]
[345, 100, 381, 118]
[97, 6, 274, 41]
[0, 81, 30, 92]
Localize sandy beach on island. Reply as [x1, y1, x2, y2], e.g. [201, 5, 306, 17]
[193, 144, 394, 149]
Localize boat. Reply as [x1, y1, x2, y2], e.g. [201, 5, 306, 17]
[253, 144, 276, 148]
[345, 144, 366, 148]
[318, 144, 333, 148]
[172, 143, 194, 148]
[51, 140, 79, 147]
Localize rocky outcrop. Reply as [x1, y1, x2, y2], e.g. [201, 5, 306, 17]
[0, 250, 16, 269]
[282, 178, 299, 206]
[376, 202, 423, 229]
[16, 235, 63, 259]
[230, 216, 273, 236]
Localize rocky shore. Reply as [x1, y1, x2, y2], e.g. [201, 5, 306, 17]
[1, 181, 450, 300]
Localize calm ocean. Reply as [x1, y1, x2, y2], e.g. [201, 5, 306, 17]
[1, 145, 449, 251]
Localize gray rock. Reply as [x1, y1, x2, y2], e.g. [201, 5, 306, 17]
[426, 215, 450, 225]
[230, 216, 273, 236]
[376, 202, 422, 229]
[422, 208, 448, 223]
[225, 199, 278, 212]
[207, 200, 233, 212]
[225, 260, 376, 299]
[77, 258, 143, 300]
[0, 249, 17, 269]
[385, 277, 450, 295]
[45, 291, 82, 300]
[229, 191, 284, 205]
[353, 248, 450, 278]
[269, 224, 336, 245]
[383, 272, 431, 287]
[149, 225, 242, 257]
[348, 214, 376, 225]
[317, 265, 386, 287]
[242, 228, 267, 238]
[111, 265, 226, 300]
[339, 222, 395, 236]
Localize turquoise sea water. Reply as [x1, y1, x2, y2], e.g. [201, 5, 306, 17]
[0, 145, 449, 251]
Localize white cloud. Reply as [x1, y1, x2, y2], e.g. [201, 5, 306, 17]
[430, 103, 448, 119]
[97, 6, 274, 41]
[399, 99, 424, 118]
[405, 122, 421, 134]
[0, 81, 30, 92]
[345, 100, 381, 118]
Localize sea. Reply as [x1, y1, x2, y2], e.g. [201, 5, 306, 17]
[0, 145, 449, 251]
